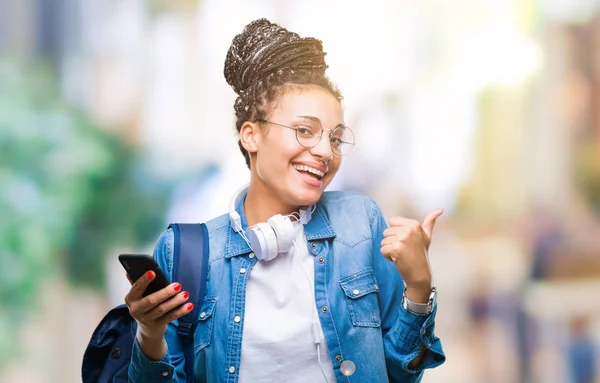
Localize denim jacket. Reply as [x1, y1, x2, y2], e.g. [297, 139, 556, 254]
[129, 190, 446, 383]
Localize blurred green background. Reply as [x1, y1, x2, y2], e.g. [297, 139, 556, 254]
[1, 1, 599, 382]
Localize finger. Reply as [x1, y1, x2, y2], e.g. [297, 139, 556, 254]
[384, 227, 415, 242]
[158, 302, 196, 326]
[421, 209, 444, 240]
[380, 246, 392, 260]
[127, 271, 156, 302]
[381, 241, 407, 254]
[381, 237, 394, 248]
[147, 291, 190, 320]
[138, 282, 182, 313]
[380, 244, 403, 261]
[381, 235, 408, 247]
[388, 216, 420, 228]
[383, 227, 399, 238]
[383, 225, 414, 237]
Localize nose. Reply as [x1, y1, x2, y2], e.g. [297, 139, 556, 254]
[309, 130, 334, 160]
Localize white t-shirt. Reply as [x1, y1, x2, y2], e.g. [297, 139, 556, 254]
[239, 224, 336, 382]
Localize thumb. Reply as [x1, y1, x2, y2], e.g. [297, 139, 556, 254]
[422, 208, 444, 241]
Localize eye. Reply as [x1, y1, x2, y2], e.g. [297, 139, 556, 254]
[330, 137, 343, 147]
[296, 126, 314, 137]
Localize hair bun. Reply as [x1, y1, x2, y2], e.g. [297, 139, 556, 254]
[224, 18, 328, 95]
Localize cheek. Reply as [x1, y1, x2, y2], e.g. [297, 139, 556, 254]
[323, 160, 341, 185]
[329, 159, 342, 175]
[272, 137, 304, 164]
[256, 139, 299, 177]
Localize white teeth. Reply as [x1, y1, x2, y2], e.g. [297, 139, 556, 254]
[293, 164, 325, 178]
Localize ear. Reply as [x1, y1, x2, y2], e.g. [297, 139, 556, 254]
[239, 121, 260, 153]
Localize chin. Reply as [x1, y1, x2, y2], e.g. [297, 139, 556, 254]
[297, 181, 332, 205]
[289, 187, 322, 207]
[287, 168, 336, 207]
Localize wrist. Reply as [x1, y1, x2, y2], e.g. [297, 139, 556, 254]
[402, 286, 437, 315]
[405, 283, 432, 304]
[137, 323, 167, 340]
[136, 326, 167, 361]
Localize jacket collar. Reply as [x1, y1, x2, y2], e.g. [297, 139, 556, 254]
[224, 190, 336, 259]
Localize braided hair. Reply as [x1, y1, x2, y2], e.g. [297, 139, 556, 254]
[224, 18, 342, 169]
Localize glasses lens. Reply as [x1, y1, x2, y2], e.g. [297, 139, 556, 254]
[295, 119, 322, 148]
[330, 126, 355, 155]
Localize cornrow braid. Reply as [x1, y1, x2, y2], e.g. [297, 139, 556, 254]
[224, 18, 342, 169]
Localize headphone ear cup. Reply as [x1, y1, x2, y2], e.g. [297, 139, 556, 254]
[267, 214, 294, 253]
[248, 222, 278, 261]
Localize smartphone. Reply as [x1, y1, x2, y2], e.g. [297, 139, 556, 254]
[118, 254, 171, 297]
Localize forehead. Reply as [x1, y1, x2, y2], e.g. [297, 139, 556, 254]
[268, 86, 343, 124]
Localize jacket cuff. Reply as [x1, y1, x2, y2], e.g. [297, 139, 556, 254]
[129, 337, 175, 382]
[396, 304, 446, 372]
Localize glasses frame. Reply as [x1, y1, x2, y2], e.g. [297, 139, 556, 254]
[255, 119, 355, 156]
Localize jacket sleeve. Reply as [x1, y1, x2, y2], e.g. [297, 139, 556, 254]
[368, 199, 446, 382]
[128, 229, 189, 383]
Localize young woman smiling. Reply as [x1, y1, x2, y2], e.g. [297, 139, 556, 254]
[125, 18, 446, 383]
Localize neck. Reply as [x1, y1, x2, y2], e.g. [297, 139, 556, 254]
[243, 180, 303, 227]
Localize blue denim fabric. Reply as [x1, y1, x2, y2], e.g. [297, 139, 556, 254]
[129, 190, 446, 382]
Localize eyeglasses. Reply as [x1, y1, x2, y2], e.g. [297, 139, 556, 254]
[256, 118, 355, 156]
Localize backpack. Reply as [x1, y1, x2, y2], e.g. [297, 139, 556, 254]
[82, 223, 210, 383]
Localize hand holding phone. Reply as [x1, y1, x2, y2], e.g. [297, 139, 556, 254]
[119, 254, 171, 296]
[120, 253, 193, 361]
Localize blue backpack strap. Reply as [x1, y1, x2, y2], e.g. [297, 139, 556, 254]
[169, 223, 209, 383]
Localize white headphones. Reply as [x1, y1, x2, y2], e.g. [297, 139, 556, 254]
[229, 185, 312, 261]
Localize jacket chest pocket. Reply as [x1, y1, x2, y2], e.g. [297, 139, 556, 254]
[339, 270, 381, 327]
[194, 297, 217, 353]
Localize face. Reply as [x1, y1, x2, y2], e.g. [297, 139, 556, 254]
[241, 85, 344, 209]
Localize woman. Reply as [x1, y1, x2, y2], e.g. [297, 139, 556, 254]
[125, 18, 446, 382]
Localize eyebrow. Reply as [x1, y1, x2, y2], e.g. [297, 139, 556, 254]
[297, 115, 345, 129]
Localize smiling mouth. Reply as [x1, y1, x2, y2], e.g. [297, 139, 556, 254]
[293, 164, 326, 180]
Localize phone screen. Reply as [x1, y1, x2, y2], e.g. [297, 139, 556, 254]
[118, 254, 171, 296]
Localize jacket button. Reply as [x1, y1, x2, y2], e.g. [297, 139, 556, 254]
[229, 366, 236, 374]
[318, 257, 324, 263]
[310, 242, 317, 248]
[249, 252, 255, 259]
[335, 355, 342, 363]
[110, 346, 121, 359]
[161, 371, 169, 377]
[321, 306, 328, 313]
[340, 360, 356, 376]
